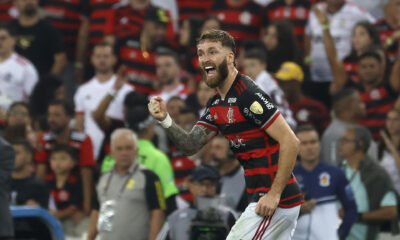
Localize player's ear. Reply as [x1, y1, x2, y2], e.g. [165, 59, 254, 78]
[228, 51, 235, 65]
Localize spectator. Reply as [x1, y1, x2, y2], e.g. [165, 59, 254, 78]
[115, 7, 172, 95]
[379, 109, 400, 195]
[156, 166, 236, 240]
[331, 50, 400, 140]
[292, 125, 357, 240]
[74, 42, 133, 159]
[10, 0, 67, 76]
[242, 48, 297, 129]
[35, 100, 94, 215]
[276, 62, 330, 134]
[304, 0, 374, 106]
[152, 49, 191, 102]
[0, 22, 38, 112]
[185, 80, 216, 116]
[11, 139, 49, 208]
[4, 102, 37, 148]
[29, 74, 65, 119]
[166, 96, 185, 124]
[209, 0, 262, 46]
[47, 144, 86, 237]
[42, 0, 90, 93]
[88, 129, 165, 240]
[0, 137, 14, 239]
[209, 135, 247, 213]
[347, 0, 384, 20]
[176, 0, 213, 23]
[339, 126, 398, 239]
[375, 0, 400, 65]
[321, 88, 377, 166]
[262, 0, 312, 48]
[199, 15, 221, 35]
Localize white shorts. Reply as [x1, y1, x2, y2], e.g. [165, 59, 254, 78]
[226, 203, 300, 240]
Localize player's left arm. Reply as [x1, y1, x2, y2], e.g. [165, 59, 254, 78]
[256, 115, 300, 216]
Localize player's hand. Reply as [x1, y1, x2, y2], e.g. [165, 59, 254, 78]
[300, 199, 316, 214]
[255, 191, 280, 216]
[148, 96, 167, 121]
[113, 65, 127, 90]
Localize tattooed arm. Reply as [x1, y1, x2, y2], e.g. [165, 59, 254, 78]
[148, 96, 216, 155]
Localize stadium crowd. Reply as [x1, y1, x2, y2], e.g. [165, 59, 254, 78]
[0, 0, 400, 239]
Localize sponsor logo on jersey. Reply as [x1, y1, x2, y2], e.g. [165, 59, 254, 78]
[227, 97, 237, 104]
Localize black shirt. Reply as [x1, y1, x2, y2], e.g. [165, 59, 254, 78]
[9, 19, 65, 75]
[197, 73, 303, 207]
[11, 176, 50, 208]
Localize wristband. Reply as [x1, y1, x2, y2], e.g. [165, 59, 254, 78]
[158, 113, 172, 128]
[304, 56, 311, 64]
[323, 23, 330, 30]
[108, 89, 118, 98]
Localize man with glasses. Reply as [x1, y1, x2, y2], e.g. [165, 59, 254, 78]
[339, 126, 398, 239]
[0, 22, 38, 114]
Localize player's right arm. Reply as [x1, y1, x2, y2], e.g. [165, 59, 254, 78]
[148, 97, 216, 156]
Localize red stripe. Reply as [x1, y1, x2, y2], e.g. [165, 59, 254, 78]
[366, 103, 395, 114]
[286, 176, 297, 185]
[196, 121, 219, 133]
[262, 111, 280, 131]
[280, 193, 302, 203]
[278, 200, 304, 208]
[209, 106, 247, 124]
[254, 216, 268, 240]
[224, 129, 265, 143]
[234, 86, 241, 95]
[237, 144, 279, 160]
[258, 213, 274, 239]
[252, 217, 267, 240]
[246, 187, 270, 194]
[244, 166, 278, 176]
[358, 119, 385, 127]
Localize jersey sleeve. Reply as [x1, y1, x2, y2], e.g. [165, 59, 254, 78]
[34, 134, 49, 164]
[74, 87, 84, 114]
[143, 169, 166, 211]
[239, 90, 281, 131]
[79, 136, 95, 167]
[195, 99, 218, 133]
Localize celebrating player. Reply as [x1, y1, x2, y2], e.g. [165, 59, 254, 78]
[148, 29, 303, 239]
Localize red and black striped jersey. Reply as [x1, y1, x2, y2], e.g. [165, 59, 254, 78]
[177, 0, 214, 22]
[42, 0, 90, 60]
[342, 53, 360, 83]
[197, 73, 303, 207]
[47, 175, 83, 210]
[88, 0, 120, 49]
[209, 0, 262, 46]
[0, 0, 14, 22]
[262, 0, 311, 47]
[375, 19, 398, 65]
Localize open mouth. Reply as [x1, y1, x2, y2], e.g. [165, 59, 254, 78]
[205, 66, 217, 77]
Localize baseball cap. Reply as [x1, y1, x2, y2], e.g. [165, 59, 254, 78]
[145, 7, 169, 24]
[190, 166, 219, 182]
[275, 62, 304, 83]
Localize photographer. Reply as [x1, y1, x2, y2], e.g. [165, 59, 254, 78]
[156, 166, 236, 240]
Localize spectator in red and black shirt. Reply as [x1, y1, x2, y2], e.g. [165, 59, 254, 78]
[209, 0, 262, 46]
[34, 99, 94, 215]
[149, 30, 303, 239]
[0, 0, 16, 22]
[262, 0, 312, 48]
[176, 0, 213, 23]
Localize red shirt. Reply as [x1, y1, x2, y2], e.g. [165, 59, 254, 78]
[0, 0, 14, 22]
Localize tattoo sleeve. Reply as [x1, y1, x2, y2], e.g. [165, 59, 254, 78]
[165, 122, 216, 156]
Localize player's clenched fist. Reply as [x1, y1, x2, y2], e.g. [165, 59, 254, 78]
[148, 96, 167, 121]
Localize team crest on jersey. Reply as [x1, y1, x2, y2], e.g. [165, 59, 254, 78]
[227, 107, 235, 123]
[319, 172, 330, 187]
[250, 101, 263, 114]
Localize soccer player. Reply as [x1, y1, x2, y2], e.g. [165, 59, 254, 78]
[148, 29, 303, 239]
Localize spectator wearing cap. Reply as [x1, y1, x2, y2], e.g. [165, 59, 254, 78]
[111, 6, 173, 95]
[339, 126, 398, 240]
[321, 89, 378, 166]
[11, 139, 49, 209]
[242, 47, 297, 129]
[276, 61, 330, 134]
[156, 166, 237, 240]
[151, 49, 191, 103]
[88, 129, 165, 240]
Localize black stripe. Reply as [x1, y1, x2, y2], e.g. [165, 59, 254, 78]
[44, 2, 81, 11]
[220, 23, 260, 34]
[121, 60, 156, 75]
[174, 169, 193, 179]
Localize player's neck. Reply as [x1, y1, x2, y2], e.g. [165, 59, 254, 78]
[0, 51, 13, 63]
[12, 166, 31, 180]
[96, 72, 114, 83]
[217, 67, 238, 100]
[300, 158, 319, 172]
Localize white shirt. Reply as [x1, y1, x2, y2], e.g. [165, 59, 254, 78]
[306, 2, 375, 82]
[74, 75, 134, 159]
[0, 53, 38, 110]
[380, 150, 400, 195]
[151, 83, 190, 103]
[254, 71, 297, 129]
